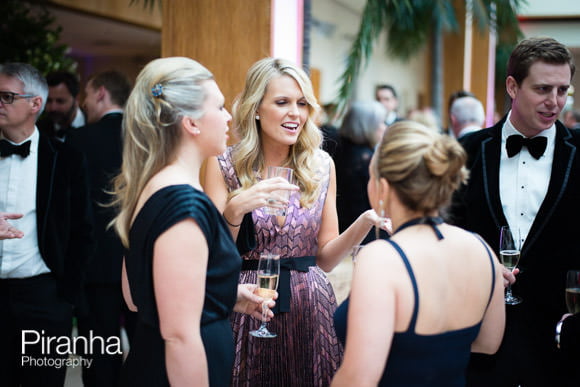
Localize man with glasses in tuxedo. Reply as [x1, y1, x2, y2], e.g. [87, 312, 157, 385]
[0, 62, 94, 386]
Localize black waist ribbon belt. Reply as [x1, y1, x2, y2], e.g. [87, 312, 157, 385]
[241, 256, 316, 313]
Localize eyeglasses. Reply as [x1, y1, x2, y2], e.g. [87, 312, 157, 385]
[0, 91, 35, 105]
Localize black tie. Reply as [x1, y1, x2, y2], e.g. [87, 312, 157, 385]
[0, 139, 31, 158]
[506, 135, 547, 160]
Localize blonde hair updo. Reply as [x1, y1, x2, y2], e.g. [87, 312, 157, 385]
[375, 121, 468, 213]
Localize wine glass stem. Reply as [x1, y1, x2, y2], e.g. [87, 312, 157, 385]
[261, 300, 270, 328]
[506, 284, 513, 298]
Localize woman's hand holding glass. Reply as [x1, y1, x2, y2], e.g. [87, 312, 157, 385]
[224, 175, 298, 220]
[250, 253, 281, 338]
[263, 167, 294, 216]
[234, 283, 277, 321]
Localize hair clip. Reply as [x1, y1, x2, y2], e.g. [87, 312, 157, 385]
[151, 83, 163, 98]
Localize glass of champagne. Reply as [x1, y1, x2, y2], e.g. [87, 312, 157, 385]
[566, 270, 580, 314]
[499, 226, 522, 305]
[250, 253, 280, 338]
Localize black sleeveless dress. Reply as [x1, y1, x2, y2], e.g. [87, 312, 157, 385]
[334, 218, 496, 386]
[122, 185, 241, 386]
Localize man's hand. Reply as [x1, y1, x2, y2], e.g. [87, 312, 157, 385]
[0, 212, 24, 240]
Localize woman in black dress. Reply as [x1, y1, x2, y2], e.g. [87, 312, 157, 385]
[110, 57, 270, 386]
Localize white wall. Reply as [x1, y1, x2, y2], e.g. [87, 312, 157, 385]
[520, 0, 580, 17]
[310, 0, 428, 116]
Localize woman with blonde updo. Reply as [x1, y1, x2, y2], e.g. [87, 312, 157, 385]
[332, 121, 506, 386]
[111, 57, 270, 386]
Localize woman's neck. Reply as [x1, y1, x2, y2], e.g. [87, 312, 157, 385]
[260, 137, 291, 167]
[167, 144, 205, 189]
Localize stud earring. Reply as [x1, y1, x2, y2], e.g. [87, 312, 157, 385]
[193, 128, 200, 135]
[255, 115, 260, 120]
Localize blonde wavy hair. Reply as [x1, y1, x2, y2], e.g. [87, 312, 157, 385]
[231, 57, 322, 207]
[375, 121, 469, 213]
[110, 57, 213, 247]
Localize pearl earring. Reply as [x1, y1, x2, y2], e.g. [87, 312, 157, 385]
[193, 128, 200, 135]
[255, 115, 260, 120]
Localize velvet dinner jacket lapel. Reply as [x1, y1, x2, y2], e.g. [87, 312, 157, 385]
[479, 120, 576, 256]
[477, 123, 505, 233]
[525, 122, 576, 254]
[36, 132, 57, 249]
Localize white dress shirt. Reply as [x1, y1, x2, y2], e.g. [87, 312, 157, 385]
[457, 124, 481, 139]
[499, 111, 555, 248]
[71, 107, 86, 128]
[0, 128, 50, 278]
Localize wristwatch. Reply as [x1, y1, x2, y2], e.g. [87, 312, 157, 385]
[555, 319, 564, 349]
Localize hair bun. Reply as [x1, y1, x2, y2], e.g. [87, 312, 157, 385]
[424, 135, 468, 185]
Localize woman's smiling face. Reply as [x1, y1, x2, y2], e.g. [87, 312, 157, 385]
[256, 74, 309, 148]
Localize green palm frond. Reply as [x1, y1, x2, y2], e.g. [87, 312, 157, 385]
[334, 0, 524, 115]
[334, 0, 387, 114]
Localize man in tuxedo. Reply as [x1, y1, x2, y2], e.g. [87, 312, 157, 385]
[0, 63, 94, 386]
[67, 70, 132, 387]
[375, 84, 402, 125]
[449, 37, 580, 386]
[37, 71, 85, 142]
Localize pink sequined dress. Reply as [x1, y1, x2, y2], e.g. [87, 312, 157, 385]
[217, 146, 343, 386]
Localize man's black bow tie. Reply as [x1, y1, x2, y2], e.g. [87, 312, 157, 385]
[506, 135, 547, 160]
[0, 139, 31, 158]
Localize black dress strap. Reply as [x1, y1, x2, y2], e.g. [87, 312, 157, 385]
[472, 233, 497, 308]
[385, 239, 420, 331]
[386, 216, 444, 331]
[395, 216, 444, 240]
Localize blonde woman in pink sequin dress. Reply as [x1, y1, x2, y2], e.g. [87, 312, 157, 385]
[205, 58, 385, 386]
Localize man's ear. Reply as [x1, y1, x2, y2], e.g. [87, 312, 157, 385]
[450, 114, 458, 128]
[506, 76, 518, 100]
[30, 96, 43, 115]
[97, 86, 107, 102]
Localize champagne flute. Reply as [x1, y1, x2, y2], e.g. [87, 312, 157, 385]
[566, 270, 580, 314]
[250, 253, 280, 338]
[499, 226, 522, 305]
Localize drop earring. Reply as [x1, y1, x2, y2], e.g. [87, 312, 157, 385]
[376, 199, 392, 238]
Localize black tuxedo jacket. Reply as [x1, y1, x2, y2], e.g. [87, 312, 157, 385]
[68, 113, 123, 283]
[36, 131, 94, 305]
[449, 116, 580, 376]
